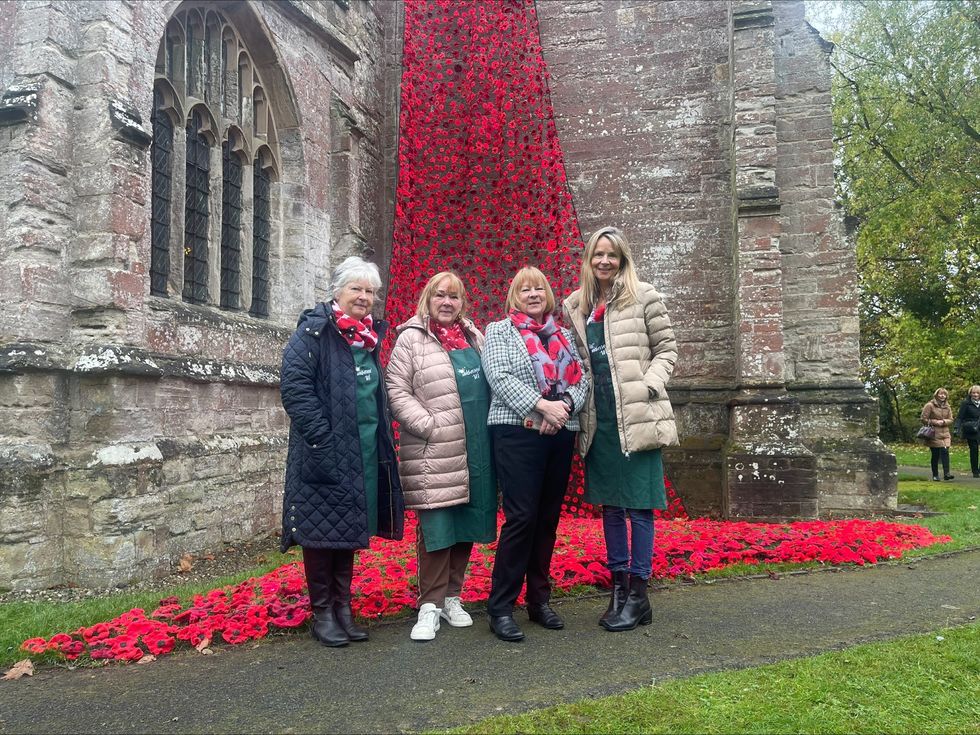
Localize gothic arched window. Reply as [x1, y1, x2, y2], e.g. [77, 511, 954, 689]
[150, 4, 280, 317]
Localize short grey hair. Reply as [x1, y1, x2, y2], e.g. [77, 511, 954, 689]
[329, 256, 382, 299]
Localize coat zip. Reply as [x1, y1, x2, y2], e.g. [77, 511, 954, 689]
[602, 301, 632, 459]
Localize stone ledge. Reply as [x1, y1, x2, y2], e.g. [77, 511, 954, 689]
[0, 341, 281, 386]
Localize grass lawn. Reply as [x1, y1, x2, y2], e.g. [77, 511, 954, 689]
[895, 480, 980, 556]
[450, 623, 980, 734]
[891, 442, 974, 473]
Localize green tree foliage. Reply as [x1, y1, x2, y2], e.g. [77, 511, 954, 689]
[816, 0, 980, 437]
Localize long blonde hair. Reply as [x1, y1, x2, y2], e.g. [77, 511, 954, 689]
[578, 226, 640, 315]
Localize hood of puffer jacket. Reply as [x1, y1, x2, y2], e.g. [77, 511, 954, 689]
[386, 314, 485, 510]
[565, 283, 679, 456]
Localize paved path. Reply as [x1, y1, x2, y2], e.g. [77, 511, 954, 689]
[1, 549, 978, 734]
[898, 463, 980, 485]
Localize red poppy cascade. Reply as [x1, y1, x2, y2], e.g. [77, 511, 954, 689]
[384, 0, 686, 517]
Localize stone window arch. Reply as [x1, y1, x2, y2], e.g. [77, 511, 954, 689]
[149, 2, 282, 317]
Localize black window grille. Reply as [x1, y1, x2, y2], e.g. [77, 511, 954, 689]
[183, 111, 210, 304]
[250, 163, 271, 318]
[220, 140, 242, 309]
[150, 90, 173, 297]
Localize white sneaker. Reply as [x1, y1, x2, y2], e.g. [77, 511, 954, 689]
[440, 596, 473, 627]
[410, 603, 441, 641]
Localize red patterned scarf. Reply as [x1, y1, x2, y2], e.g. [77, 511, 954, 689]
[429, 319, 469, 351]
[331, 300, 378, 350]
[587, 302, 606, 324]
[509, 309, 582, 396]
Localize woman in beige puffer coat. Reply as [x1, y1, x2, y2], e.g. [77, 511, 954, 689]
[920, 387, 955, 481]
[386, 272, 497, 642]
[564, 226, 679, 634]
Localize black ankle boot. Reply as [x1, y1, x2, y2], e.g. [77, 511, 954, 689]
[601, 575, 652, 632]
[599, 570, 629, 626]
[332, 550, 368, 642]
[303, 548, 349, 647]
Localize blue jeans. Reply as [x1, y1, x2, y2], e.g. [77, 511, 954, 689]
[602, 506, 654, 580]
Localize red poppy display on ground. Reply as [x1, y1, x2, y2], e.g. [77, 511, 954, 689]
[21, 512, 949, 664]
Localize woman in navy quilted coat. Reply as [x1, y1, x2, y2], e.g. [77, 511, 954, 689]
[280, 256, 404, 647]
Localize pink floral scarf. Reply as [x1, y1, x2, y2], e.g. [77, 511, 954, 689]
[509, 309, 582, 396]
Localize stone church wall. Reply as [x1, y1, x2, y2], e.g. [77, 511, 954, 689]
[0, 0, 399, 590]
[536, 0, 895, 520]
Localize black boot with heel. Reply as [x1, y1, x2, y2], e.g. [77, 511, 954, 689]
[599, 569, 629, 627]
[333, 550, 369, 642]
[601, 575, 652, 632]
[303, 547, 349, 647]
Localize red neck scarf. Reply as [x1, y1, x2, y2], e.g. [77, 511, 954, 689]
[429, 318, 469, 351]
[587, 302, 606, 324]
[331, 301, 378, 351]
[508, 309, 582, 396]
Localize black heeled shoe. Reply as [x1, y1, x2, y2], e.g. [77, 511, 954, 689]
[602, 576, 652, 632]
[599, 570, 629, 627]
[489, 615, 525, 641]
[527, 603, 564, 630]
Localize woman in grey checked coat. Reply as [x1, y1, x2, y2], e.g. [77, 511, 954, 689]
[481, 266, 590, 642]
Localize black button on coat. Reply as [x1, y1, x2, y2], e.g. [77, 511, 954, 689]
[279, 302, 404, 551]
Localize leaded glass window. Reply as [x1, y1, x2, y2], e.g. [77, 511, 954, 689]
[251, 163, 271, 318]
[183, 111, 210, 304]
[150, 89, 173, 297]
[220, 140, 242, 309]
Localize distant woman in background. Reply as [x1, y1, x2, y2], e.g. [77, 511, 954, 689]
[921, 387, 955, 482]
[955, 385, 980, 478]
[564, 226, 679, 632]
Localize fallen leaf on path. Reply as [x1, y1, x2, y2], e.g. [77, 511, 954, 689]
[194, 637, 211, 653]
[136, 655, 156, 665]
[255, 555, 267, 564]
[225, 547, 236, 553]
[203, 553, 216, 561]
[178, 553, 194, 573]
[3, 660, 34, 680]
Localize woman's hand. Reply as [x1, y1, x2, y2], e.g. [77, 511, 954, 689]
[536, 398, 569, 428]
[540, 418, 561, 436]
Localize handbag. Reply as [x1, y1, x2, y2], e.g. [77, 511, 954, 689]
[916, 425, 936, 441]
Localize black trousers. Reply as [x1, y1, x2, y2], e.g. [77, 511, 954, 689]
[967, 437, 979, 475]
[930, 447, 950, 477]
[487, 424, 575, 616]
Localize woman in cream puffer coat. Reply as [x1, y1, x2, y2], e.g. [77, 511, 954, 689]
[564, 226, 679, 634]
[386, 272, 497, 642]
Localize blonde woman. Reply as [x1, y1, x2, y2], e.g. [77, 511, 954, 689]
[564, 227, 678, 632]
[482, 267, 590, 642]
[386, 272, 497, 641]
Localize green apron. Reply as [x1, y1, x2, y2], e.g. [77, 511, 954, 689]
[352, 348, 380, 537]
[418, 347, 498, 552]
[583, 320, 666, 510]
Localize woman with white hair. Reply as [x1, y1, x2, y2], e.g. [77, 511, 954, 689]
[279, 256, 405, 647]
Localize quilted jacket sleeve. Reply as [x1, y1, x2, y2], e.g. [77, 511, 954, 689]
[280, 331, 331, 446]
[641, 287, 677, 398]
[385, 330, 436, 440]
[483, 320, 542, 418]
